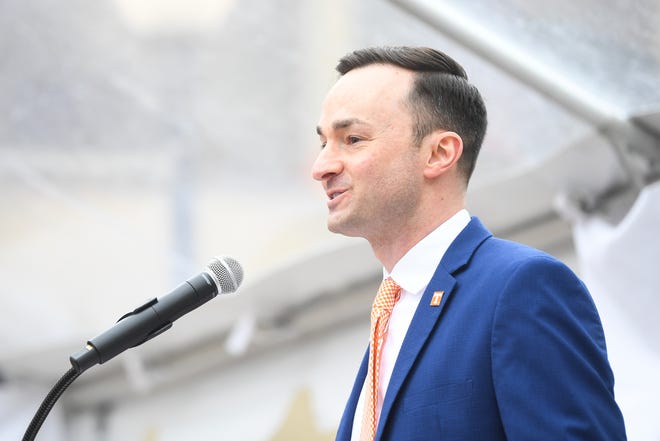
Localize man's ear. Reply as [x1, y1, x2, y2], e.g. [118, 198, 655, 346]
[423, 131, 463, 179]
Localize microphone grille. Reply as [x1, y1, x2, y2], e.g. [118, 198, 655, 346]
[206, 256, 244, 293]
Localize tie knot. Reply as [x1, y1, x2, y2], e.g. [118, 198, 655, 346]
[373, 277, 401, 312]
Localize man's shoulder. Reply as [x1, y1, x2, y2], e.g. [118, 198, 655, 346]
[481, 235, 550, 258]
[482, 234, 564, 264]
[457, 217, 558, 264]
[447, 217, 575, 279]
[471, 235, 585, 293]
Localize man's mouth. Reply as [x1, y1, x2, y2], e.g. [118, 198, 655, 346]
[326, 188, 348, 206]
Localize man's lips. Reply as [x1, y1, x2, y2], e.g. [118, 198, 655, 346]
[328, 189, 346, 200]
[326, 188, 348, 207]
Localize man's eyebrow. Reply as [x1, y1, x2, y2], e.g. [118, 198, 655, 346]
[316, 118, 368, 136]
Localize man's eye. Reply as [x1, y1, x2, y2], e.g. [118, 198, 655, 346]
[347, 136, 361, 144]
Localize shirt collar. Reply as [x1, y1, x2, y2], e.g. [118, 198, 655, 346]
[384, 209, 471, 295]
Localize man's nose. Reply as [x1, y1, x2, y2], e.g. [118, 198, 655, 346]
[311, 144, 342, 182]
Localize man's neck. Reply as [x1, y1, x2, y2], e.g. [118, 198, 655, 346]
[370, 207, 465, 273]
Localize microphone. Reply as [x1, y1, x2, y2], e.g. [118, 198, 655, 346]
[69, 256, 244, 374]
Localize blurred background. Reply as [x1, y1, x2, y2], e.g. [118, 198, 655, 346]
[2, 0, 659, 439]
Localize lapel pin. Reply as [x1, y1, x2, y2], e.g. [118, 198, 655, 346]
[430, 291, 444, 306]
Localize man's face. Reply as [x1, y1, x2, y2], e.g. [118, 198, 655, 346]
[312, 64, 425, 244]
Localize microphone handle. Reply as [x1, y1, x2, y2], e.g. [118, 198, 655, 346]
[70, 272, 217, 373]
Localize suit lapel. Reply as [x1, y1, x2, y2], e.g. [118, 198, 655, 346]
[375, 268, 456, 440]
[375, 217, 492, 440]
[336, 347, 369, 440]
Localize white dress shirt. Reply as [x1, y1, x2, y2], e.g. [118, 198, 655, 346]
[351, 209, 471, 440]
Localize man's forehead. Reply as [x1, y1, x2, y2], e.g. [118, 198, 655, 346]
[317, 64, 413, 132]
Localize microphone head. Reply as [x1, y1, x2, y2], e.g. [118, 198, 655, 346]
[206, 256, 244, 293]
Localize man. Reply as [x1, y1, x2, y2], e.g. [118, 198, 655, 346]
[311, 46, 626, 440]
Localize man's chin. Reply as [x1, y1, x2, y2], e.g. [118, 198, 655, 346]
[327, 221, 344, 235]
[327, 218, 361, 237]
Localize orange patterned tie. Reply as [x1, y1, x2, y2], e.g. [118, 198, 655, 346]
[360, 277, 401, 441]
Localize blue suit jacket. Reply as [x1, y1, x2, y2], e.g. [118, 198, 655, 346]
[336, 217, 626, 440]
